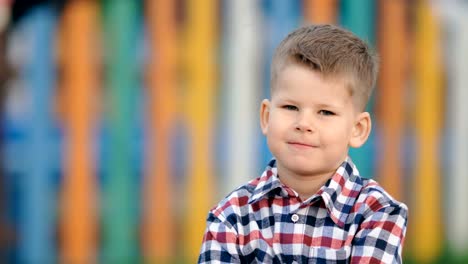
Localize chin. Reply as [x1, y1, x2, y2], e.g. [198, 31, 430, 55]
[286, 155, 343, 175]
[283, 160, 327, 176]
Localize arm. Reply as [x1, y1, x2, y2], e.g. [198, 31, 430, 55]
[351, 203, 408, 263]
[198, 212, 241, 264]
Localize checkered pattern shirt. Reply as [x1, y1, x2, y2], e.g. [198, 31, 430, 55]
[198, 158, 408, 263]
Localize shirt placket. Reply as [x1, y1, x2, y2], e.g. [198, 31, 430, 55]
[288, 203, 310, 264]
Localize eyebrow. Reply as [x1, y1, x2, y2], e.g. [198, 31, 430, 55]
[315, 103, 342, 109]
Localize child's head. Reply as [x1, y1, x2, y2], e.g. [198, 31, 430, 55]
[270, 24, 378, 111]
[260, 24, 379, 179]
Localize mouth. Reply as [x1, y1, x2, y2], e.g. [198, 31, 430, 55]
[287, 141, 317, 148]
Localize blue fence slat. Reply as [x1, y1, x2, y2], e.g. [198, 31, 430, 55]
[18, 6, 57, 264]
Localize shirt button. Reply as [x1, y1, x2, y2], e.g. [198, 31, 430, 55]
[291, 214, 299, 223]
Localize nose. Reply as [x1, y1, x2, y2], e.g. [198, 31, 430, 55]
[295, 111, 315, 133]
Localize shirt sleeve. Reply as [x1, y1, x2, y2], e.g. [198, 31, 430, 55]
[198, 211, 241, 264]
[350, 203, 408, 263]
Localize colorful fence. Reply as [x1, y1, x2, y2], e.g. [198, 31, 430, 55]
[1, 1, 468, 263]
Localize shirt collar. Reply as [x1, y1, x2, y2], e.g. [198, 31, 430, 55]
[248, 157, 365, 228]
[248, 159, 284, 203]
[317, 157, 365, 228]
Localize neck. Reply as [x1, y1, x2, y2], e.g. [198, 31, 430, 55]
[276, 165, 335, 200]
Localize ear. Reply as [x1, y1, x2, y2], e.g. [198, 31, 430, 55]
[260, 99, 271, 135]
[349, 112, 371, 148]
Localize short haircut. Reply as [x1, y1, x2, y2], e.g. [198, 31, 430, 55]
[270, 24, 379, 110]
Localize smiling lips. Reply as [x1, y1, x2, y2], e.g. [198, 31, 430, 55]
[287, 141, 317, 148]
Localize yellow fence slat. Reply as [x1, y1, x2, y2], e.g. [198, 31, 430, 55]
[183, 0, 218, 261]
[411, 1, 443, 261]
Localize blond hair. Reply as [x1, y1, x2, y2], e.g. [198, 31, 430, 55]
[271, 24, 379, 110]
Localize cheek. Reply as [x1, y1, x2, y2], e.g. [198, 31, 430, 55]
[268, 113, 290, 133]
[268, 122, 284, 139]
[320, 123, 351, 144]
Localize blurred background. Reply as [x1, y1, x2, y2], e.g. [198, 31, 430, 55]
[0, 0, 467, 263]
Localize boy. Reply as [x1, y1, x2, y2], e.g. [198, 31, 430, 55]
[198, 24, 408, 263]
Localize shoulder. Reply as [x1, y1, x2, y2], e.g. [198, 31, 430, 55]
[208, 177, 260, 224]
[355, 178, 408, 218]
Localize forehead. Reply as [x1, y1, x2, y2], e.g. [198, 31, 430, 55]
[273, 60, 354, 88]
[272, 64, 353, 101]
[271, 63, 368, 111]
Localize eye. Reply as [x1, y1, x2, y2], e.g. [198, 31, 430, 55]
[282, 105, 298, 111]
[318, 110, 335, 116]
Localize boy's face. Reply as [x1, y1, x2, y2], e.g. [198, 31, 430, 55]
[260, 63, 370, 179]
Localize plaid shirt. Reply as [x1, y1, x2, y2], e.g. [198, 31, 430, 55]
[198, 158, 408, 263]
